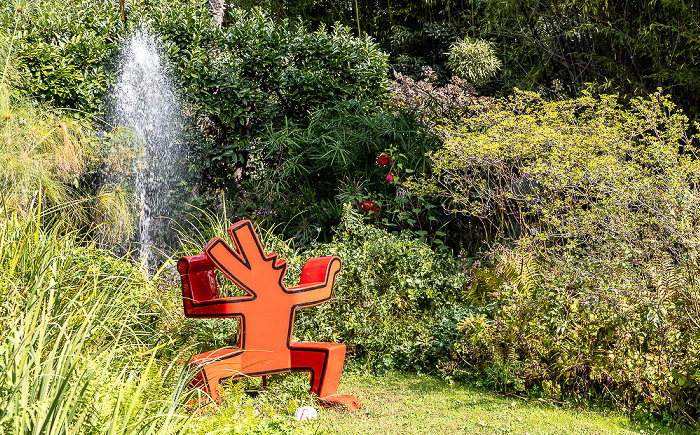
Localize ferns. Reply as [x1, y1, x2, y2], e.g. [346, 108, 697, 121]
[465, 246, 539, 306]
[647, 254, 684, 294]
[497, 248, 538, 295]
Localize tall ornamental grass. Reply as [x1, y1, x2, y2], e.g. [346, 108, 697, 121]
[0, 13, 135, 245]
[0, 207, 190, 434]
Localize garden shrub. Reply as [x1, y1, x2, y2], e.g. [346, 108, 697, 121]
[2, 0, 123, 112]
[386, 65, 497, 253]
[389, 65, 490, 125]
[151, 7, 391, 186]
[3, 0, 218, 114]
[450, 247, 700, 423]
[411, 90, 700, 423]
[414, 89, 700, 250]
[242, 100, 444, 245]
[0, 33, 135, 242]
[290, 204, 469, 372]
[223, 11, 390, 119]
[0, 90, 101, 224]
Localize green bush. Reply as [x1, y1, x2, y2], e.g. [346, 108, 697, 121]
[2, 0, 123, 112]
[450, 246, 700, 424]
[414, 89, 700, 252]
[289, 204, 469, 372]
[169, 8, 391, 184]
[411, 90, 700, 423]
[223, 11, 390, 118]
[0, 23, 134, 242]
[3, 0, 215, 114]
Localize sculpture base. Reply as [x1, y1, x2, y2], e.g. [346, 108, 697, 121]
[319, 393, 364, 411]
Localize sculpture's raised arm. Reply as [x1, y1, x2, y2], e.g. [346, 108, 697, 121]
[286, 256, 342, 306]
[205, 220, 286, 293]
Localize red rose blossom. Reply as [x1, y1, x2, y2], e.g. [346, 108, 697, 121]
[384, 173, 394, 183]
[377, 153, 392, 166]
[359, 200, 378, 214]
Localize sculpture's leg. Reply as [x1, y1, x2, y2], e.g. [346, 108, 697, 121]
[290, 342, 363, 410]
[188, 348, 245, 403]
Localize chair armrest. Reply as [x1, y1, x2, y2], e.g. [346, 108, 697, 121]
[178, 254, 215, 273]
[178, 254, 219, 307]
[285, 256, 341, 292]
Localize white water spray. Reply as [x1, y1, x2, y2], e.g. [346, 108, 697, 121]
[110, 27, 186, 266]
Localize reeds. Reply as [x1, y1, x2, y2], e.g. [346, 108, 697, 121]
[0, 206, 191, 434]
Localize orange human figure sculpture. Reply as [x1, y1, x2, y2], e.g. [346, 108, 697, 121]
[178, 220, 361, 409]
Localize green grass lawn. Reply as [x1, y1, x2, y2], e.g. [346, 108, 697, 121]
[298, 373, 696, 435]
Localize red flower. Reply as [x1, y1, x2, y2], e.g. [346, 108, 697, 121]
[377, 153, 392, 166]
[359, 200, 378, 214]
[384, 173, 394, 183]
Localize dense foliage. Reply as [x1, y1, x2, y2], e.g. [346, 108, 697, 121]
[291, 205, 469, 371]
[416, 90, 700, 247]
[4, 0, 700, 430]
[238, 101, 445, 244]
[252, 0, 700, 124]
[479, 0, 700, 119]
[1, 0, 122, 111]
[0, 31, 133, 245]
[160, 8, 390, 185]
[455, 247, 700, 423]
[410, 90, 700, 423]
[5, 1, 390, 186]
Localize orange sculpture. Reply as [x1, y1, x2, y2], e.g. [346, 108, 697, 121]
[178, 220, 361, 410]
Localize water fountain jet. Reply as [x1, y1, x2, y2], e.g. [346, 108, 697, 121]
[107, 25, 187, 268]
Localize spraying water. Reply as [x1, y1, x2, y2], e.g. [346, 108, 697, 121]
[108, 26, 186, 267]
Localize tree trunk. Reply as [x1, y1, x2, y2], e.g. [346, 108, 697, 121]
[208, 0, 225, 27]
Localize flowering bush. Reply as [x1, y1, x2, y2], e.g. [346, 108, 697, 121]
[377, 153, 392, 166]
[358, 200, 378, 214]
[390, 66, 492, 124]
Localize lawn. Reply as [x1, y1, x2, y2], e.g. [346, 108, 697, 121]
[301, 373, 694, 435]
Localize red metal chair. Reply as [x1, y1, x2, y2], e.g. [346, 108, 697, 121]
[178, 219, 361, 410]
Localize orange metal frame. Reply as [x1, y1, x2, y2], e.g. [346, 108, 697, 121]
[178, 220, 361, 409]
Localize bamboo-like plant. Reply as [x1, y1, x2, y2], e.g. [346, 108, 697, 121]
[447, 37, 502, 85]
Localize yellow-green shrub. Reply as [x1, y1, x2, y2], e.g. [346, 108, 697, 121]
[412, 90, 700, 423]
[417, 90, 700, 253]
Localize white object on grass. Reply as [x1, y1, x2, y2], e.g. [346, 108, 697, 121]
[294, 406, 318, 421]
